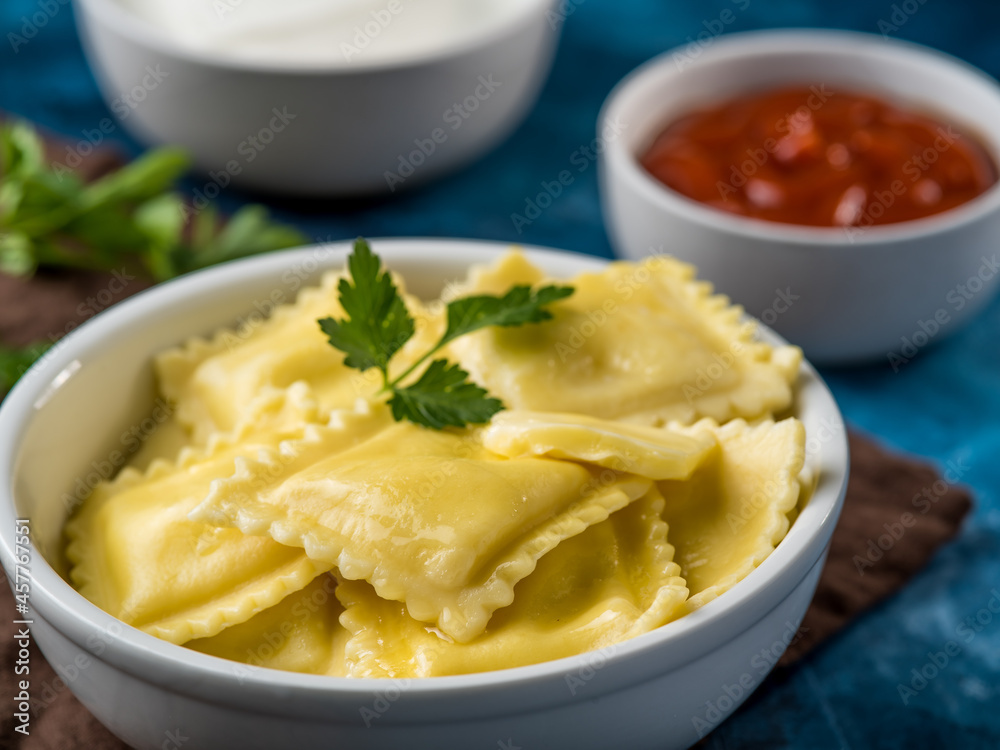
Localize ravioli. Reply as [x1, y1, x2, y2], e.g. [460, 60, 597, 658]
[446, 252, 801, 426]
[188, 573, 349, 677]
[339, 487, 687, 677]
[155, 269, 443, 443]
[190, 418, 654, 642]
[66, 245, 814, 678]
[123, 412, 193, 473]
[658, 418, 806, 614]
[65, 394, 388, 645]
[482, 410, 716, 480]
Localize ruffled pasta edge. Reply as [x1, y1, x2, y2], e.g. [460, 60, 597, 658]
[666, 417, 806, 617]
[192, 433, 655, 643]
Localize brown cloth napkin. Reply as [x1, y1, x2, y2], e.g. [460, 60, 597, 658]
[0, 125, 974, 747]
[778, 431, 971, 666]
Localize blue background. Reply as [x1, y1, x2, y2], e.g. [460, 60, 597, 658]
[2, 1, 999, 747]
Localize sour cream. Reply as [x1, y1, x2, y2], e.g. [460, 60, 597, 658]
[116, 0, 520, 66]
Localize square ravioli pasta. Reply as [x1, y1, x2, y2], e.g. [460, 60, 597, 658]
[154, 268, 444, 444]
[444, 252, 802, 426]
[660, 417, 806, 616]
[175, 416, 804, 677]
[187, 574, 349, 677]
[64, 242, 814, 680]
[187, 409, 718, 643]
[63, 389, 385, 644]
[337, 486, 687, 678]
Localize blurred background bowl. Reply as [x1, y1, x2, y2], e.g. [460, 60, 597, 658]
[72, 0, 561, 196]
[599, 29, 1000, 365]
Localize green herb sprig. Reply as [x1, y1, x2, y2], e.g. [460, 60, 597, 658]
[0, 121, 307, 281]
[319, 238, 573, 430]
[0, 340, 51, 397]
[0, 120, 309, 397]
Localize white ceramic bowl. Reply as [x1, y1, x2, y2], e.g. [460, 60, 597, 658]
[72, 0, 560, 196]
[599, 29, 1000, 365]
[0, 239, 848, 750]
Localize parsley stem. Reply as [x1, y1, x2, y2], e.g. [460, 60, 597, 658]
[10, 202, 85, 238]
[317, 239, 572, 430]
[386, 340, 445, 390]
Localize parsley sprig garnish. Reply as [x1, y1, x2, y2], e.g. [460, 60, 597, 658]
[0, 120, 308, 398]
[319, 238, 573, 429]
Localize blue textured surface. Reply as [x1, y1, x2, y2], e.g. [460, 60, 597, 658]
[2, 1, 998, 747]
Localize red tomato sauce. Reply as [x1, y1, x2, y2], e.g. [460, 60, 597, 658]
[640, 85, 997, 228]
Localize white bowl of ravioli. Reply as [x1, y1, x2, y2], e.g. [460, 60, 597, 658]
[0, 239, 848, 750]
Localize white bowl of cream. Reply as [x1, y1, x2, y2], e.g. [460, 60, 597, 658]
[71, 0, 561, 195]
[0, 239, 848, 750]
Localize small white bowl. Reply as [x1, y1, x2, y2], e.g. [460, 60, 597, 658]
[0, 239, 848, 750]
[599, 29, 1000, 365]
[72, 0, 560, 196]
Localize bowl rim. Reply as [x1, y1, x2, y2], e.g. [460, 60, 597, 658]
[72, 0, 557, 75]
[0, 238, 849, 715]
[599, 27, 1000, 247]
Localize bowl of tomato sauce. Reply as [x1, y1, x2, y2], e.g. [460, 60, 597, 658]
[599, 29, 1000, 365]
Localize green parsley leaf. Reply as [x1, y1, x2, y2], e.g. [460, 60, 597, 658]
[134, 193, 186, 281]
[186, 204, 306, 271]
[317, 238, 574, 430]
[439, 284, 574, 347]
[0, 121, 45, 182]
[80, 148, 190, 212]
[0, 340, 51, 398]
[389, 359, 503, 430]
[0, 232, 35, 276]
[8, 148, 191, 240]
[0, 120, 307, 281]
[318, 238, 415, 378]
